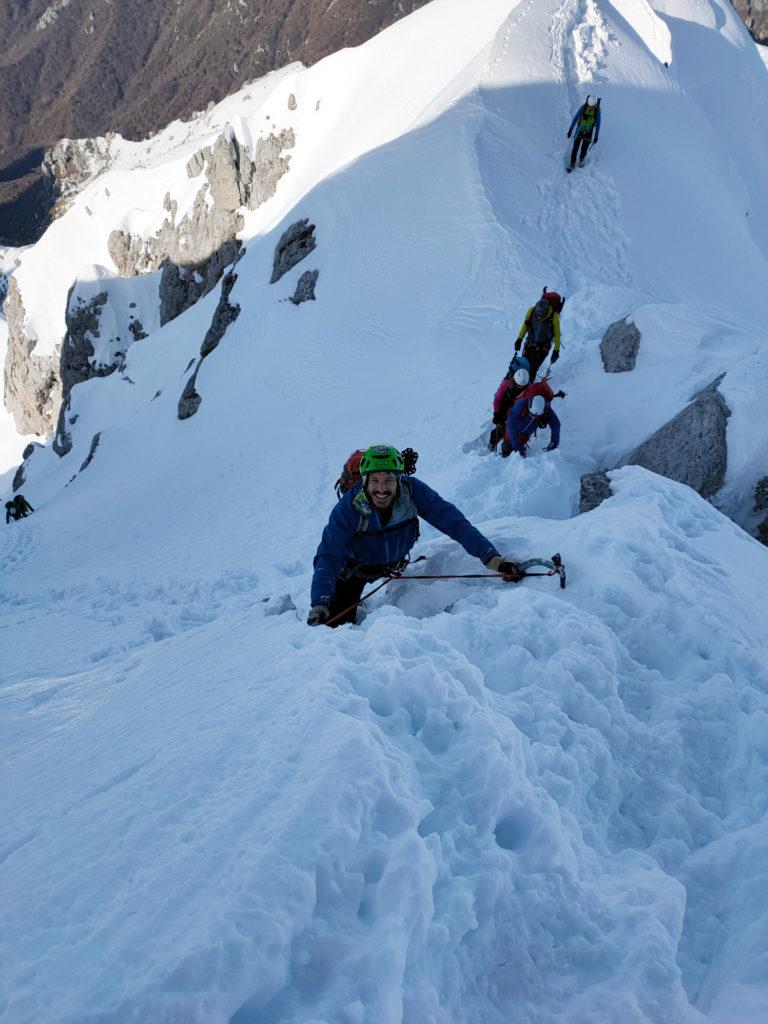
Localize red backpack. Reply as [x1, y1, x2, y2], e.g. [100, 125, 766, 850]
[335, 450, 365, 497]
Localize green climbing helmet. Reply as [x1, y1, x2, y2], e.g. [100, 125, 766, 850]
[359, 444, 405, 475]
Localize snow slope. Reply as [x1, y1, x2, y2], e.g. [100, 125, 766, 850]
[2, 0, 768, 1020]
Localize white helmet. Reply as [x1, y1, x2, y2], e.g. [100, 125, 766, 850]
[513, 368, 529, 387]
[529, 395, 546, 416]
[586, 95, 597, 107]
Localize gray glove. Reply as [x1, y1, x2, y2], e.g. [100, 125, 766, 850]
[307, 605, 330, 626]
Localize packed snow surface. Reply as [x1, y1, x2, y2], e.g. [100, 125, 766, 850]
[2, 0, 768, 1021]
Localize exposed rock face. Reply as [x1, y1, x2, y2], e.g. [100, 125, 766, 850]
[579, 471, 613, 513]
[3, 277, 61, 436]
[178, 364, 202, 421]
[42, 135, 116, 218]
[291, 269, 319, 305]
[623, 375, 730, 499]
[159, 240, 241, 326]
[59, 288, 113, 397]
[755, 476, 768, 545]
[109, 127, 289, 324]
[11, 442, 42, 492]
[600, 319, 641, 373]
[200, 272, 240, 358]
[79, 432, 102, 472]
[271, 219, 317, 284]
[733, 0, 768, 43]
[177, 270, 241, 419]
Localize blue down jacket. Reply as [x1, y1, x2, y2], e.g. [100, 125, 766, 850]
[311, 476, 499, 606]
[505, 399, 561, 451]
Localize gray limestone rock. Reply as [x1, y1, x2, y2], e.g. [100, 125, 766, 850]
[11, 442, 42, 492]
[59, 288, 113, 399]
[291, 269, 319, 305]
[3, 277, 61, 436]
[288, 93, 297, 111]
[200, 271, 240, 358]
[79, 432, 101, 472]
[177, 270, 241, 420]
[178, 362, 202, 420]
[755, 476, 768, 546]
[109, 128, 293, 288]
[733, 0, 768, 43]
[623, 375, 730, 499]
[271, 219, 317, 284]
[600, 319, 641, 373]
[43, 134, 117, 219]
[579, 471, 612, 513]
[158, 239, 242, 326]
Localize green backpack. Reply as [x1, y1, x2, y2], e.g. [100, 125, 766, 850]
[578, 97, 600, 132]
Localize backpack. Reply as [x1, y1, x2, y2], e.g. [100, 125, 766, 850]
[335, 450, 365, 497]
[335, 447, 419, 498]
[527, 297, 554, 347]
[577, 97, 600, 133]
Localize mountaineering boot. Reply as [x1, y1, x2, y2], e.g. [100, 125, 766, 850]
[578, 159, 585, 167]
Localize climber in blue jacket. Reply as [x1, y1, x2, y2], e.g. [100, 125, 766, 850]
[501, 394, 561, 458]
[309, 444, 521, 626]
[567, 95, 601, 171]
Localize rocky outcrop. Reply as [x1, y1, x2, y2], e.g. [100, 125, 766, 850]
[600, 319, 641, 373]
[291, 269, 319, 305]
[2, 277, 61, 436]
[271, 219, 317, 284]
[11, 442, 42, 492]
[177, 270, 241, 419]
[755, 476, 768, 545]
[579, 471, 612, 513]
[159, 240, 241, 326]
[42, 135, 117, 219]
[178, 364, 202, 420]
[109, 127, 291, 324]
[622, 375, 730, 499]
[59, 288, 112, 397]
[79, 432, 101, 472]
[733, 0, 768, 43]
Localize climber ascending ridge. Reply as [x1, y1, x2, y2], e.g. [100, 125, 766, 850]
[514, 289, 565, 381]
[567, 95, 601, 172]
[309, 445, 522, 626]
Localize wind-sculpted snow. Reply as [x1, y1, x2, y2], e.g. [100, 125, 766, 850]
[2, 0, 768, 1019]
[2, 470, 767, 1023]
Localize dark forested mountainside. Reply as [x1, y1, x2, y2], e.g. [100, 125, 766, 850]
[0, 0, 428, 245]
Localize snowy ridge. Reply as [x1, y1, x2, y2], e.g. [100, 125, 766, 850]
[3, 0, 768, 1020]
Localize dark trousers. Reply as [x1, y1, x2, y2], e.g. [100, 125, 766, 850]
[522, 343, 550, 381]
[327, 575, 369, 627]
[570, 130, 592, 168]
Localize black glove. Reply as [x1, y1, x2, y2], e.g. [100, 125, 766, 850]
[514, 340, 521, 352]
[550, 350, 559, 363]
[555, 390, 566, 398]
[486, 555, 523, 581]
[307, 605, 330, 626]
[567, 130, 572, 139]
